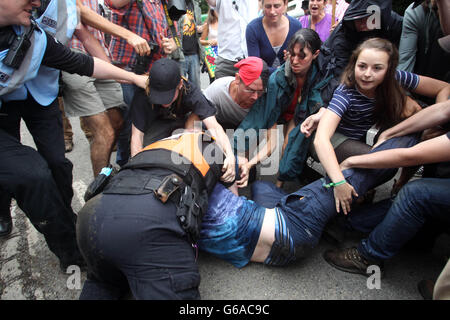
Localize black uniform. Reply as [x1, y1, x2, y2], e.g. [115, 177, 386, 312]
[77, 132, 229, 300]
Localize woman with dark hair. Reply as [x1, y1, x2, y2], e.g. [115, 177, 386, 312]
[246, 0, 302, 74]
[235, 28, 332, 187]
[307, 38, 449, 214]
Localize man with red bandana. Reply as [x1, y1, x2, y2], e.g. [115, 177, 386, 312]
[203, 57, 269, 130]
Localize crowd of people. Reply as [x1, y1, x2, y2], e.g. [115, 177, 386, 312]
[0, 0, 449, 300]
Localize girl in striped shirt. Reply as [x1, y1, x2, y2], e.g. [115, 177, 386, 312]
[305, 38, 450, 214]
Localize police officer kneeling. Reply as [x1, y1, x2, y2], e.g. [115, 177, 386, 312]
[77, 130, 235, 299]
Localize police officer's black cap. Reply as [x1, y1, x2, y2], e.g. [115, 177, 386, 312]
[148, 58, 182, 105]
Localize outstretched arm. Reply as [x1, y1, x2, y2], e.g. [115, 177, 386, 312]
[202, 116, 236, 183]
[341, 134, 450, 170]
[42, 32, 147, 88]
[77, 0, 151, 56]
[92, 57, 147, 88]
[240, 123, 279, 188]
[412, 75, 450, 103]
[314, 109, 358, 215]
[374, 100, 450, 148]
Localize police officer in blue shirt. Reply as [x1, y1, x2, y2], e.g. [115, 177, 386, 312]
[0, 1, 79, 238]
[0, 0, 147, 269]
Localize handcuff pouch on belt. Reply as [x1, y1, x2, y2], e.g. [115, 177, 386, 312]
[175, 184, 208, 244]
[150, 172, 207, 243]
[153, 173, 182, 203]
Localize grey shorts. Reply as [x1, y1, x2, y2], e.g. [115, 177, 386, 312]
[61, 52, 125, 117]
[215, 55, 239, 79]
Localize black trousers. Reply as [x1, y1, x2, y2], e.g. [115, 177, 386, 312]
[0, 128, 81, 265]
[77, 192, 200, 300]
[0, 96, 74, 217]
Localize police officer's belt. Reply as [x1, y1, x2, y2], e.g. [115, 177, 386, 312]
[101, 132, 222, 243]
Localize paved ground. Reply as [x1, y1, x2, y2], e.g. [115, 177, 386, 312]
[0, 72, 448, 300]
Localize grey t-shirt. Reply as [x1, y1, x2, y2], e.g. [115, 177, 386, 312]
[203, 76, 250, 128]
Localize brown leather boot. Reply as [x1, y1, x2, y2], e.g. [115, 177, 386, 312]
[323, 247, 384, 277]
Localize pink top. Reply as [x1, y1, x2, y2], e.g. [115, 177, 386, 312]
[325, 0, 350, 22]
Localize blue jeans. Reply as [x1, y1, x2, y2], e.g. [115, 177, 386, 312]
[116, 83, 136, 166]
[251, 180, 288, 209]
[252, 134, 420, 249]
[182, 54, 201, 88]
[358, 178, 450, 261]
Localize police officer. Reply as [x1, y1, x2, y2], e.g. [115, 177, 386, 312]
[77, 130, 234, 299]
[0, 0, 146, 267]
[0, 0, 79, 239]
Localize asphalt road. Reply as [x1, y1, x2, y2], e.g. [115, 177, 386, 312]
[0, 72, 447, 301]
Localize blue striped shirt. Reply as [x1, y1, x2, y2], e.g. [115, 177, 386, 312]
[328, 70, 420, 140]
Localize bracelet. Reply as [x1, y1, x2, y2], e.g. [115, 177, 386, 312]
[321, 178, 346, 188]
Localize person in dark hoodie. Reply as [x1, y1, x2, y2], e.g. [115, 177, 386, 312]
[316, 0, 403, 106]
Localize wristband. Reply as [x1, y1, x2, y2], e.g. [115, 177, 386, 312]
[322, 178, 346, 188]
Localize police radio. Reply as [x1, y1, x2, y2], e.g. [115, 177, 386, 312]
[3, 19, 39, 69]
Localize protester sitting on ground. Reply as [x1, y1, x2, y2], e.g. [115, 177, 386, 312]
[199, 134, 420, 268]
[203, 57, 269, 188]
[322, 100, 450, 289]
[200, 8, 219, 83]
[234, 29, 332, 188]
[309, 38, 450, 215]
[316, 0, 404, 106]
[76, 124, 420, 291]
[246, 0, 302, 74]
[130, 58, 236, 184]
[76, 130, 237, 299]
[398, 0, 450, 107]
[299, 0, 337, 42]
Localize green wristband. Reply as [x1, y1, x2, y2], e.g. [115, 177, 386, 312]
[322, 179, 347, 188]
